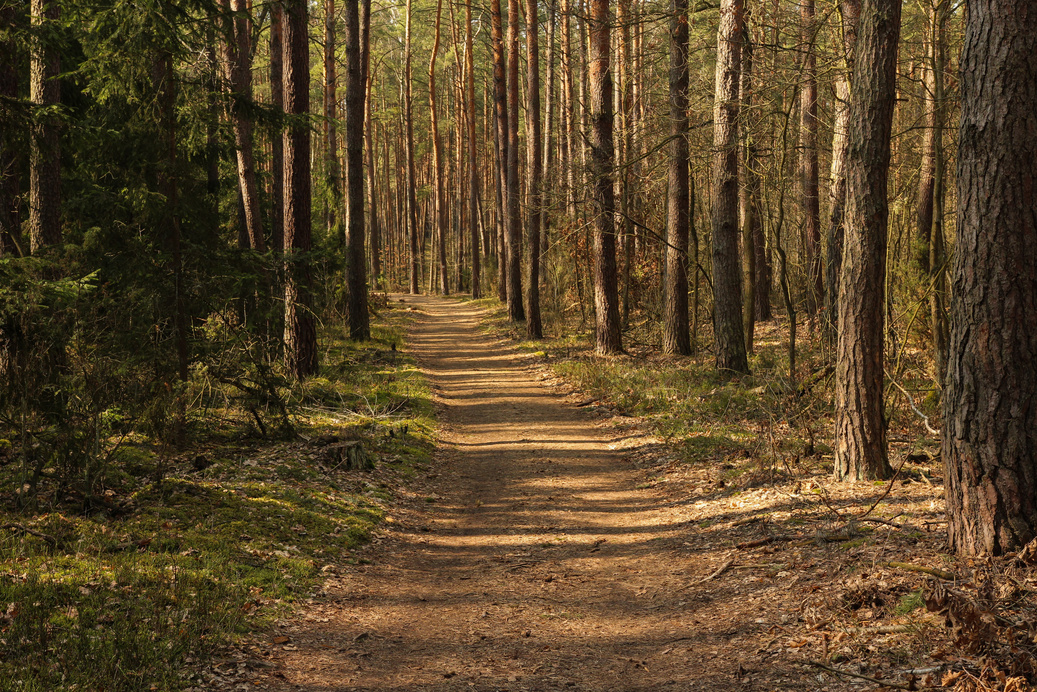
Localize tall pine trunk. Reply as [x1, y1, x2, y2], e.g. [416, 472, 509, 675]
[525, 0, 543, 338]
[466, 0, 481, 298]
[799, 0, 821, 318]
[404, 0, 420, 294]
[29, 0, 61, 253]
[344, 0, 369, 339]
[505, 0, 525, 321]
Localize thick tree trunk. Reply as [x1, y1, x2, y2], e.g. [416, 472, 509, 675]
[799, 0, 821, 318]
[588, 0, 621, 354]
[662, 0, 691, 356]
[466, 0, 481, 298]
[833, 0, 900, 481]
[711, 0, 748, 374]
[344, 0, 369, 339]
[29, 0, 61, 253]
[525, 0, 543, 338]
[404, 0, 420, 294]
[283, 0, 318, 378]
[944, 0, 1037, 556]
[505, 0, 525, 321]
[823, 0, 860, 344]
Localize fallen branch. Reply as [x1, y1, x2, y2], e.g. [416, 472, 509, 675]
[1, 523, 57, 546]
[737, 535, 787, 549]
[801, 659, 914, 690]
[689, 553, 735, 586]
[886, 561, 956, 581]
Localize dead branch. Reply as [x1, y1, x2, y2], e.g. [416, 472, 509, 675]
[1, 523, 57, 546]
[801, 659, 914, 690]
[886, 561, 956, 581]
[688, 553, 735, 586]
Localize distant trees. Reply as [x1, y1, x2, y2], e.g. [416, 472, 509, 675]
[29, 0, 61, 253]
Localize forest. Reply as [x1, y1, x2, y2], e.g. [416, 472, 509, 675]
[0, 0, 1035, 688]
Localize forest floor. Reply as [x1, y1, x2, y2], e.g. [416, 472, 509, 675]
[216, 294, 1035, 692]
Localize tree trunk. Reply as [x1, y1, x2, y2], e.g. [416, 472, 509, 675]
[323, 0, 340, 236]
[505, 0, 525, 321]
[588, 0, 621, 354]
[429, 0, 449, 295]
[0, 4, 20, 257]
[944, 0, 1037, 556]
[711, 0, 748, 374]
[525, 0, 543, 338]
[269, 3, 285, 253]
[928, 0, 950, 383]
[29, 0, 61, 253]
[833, 0, 900, 481]
[663, 0, 691, 356]
[283, 0, 318, 378]
[740, 18, 761, 355]
[491, 0, 509, 303]
[799, 0, 821, 319]
[344, 0, 369, 339]
[363, 0, 380, 290]
[823, 0, 860, 344]
[466, 0, 481, 298]
[404, 0, 420, 294]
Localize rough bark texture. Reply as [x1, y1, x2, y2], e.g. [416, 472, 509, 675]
[525, 0, 543, 339]
[944, 0, 1037, 556]
[799, 0, 821, 317]
[662, 0, 691, 356]
[588, 0, 621, 355]
[283, 0, 318, 378]
[29, 0, 61, 253]
[823, 0, 860, 344]
[505, 0, 525, 321]
[344, 0, 369, 340]
[833, 0, 900, 481]
[220, 0, 265, 252]
[710, 0, 748, 374]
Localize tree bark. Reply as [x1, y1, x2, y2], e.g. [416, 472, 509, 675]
[823, 0, 860, 344]
[711, 0, 748, 374]
[663, 0, 691, 356]
[362, 0, 380, 290]
[429, 0, 449, 295]
[588, 0, 621, 354]
[799, 0, 821, 318]
[269, 3, 285, 253]
[283, 0, 318, 378]
[344, 0, 369, 339]
[0, 3, 20, 257]
[505, 0, 525, 321]
[944, 0, 1037, 556]
[833, 0, 900, 481]
[323, 0, 340, 236]
[491, 0, 509, 303]
[466, 0, 481, 298]
[740, 18, 761, 355]
[525, 0, 543, 338]
[29, 0, 61, 253]
[404, 0, 420, 294]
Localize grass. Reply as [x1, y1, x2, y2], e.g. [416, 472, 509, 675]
[0, 302, 435, 691]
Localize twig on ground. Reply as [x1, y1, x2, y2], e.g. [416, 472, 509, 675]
[886, 561, 956, 581]
[857, 455, 909, 520]
[801, 659, 914, 689]
[1, 523, 57, 546]
[688, 553, 735, 586]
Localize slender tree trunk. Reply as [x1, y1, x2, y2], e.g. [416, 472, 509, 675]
[491, 0, 509, 303]
[344, 0, 369, 339]
[833, 0, 900, 481]
[540, 0, 556, 289]
[506, 0, 525, 321]
[429, 0, 449, 295]
[799, 0, 821, 318]
[560, 0, 575, 221]
[823, 0, 860, 344]
[740, 18, 761, 354]
[29, 0, 61, 253]
[283, 0, 318, 378]
[269, 3, 285, 253]
[711, 0, 749, 374]
[928, 0, 950, 383]
[525, 0, 543, 338]
[663, 0, 691, 355]
[404, 0, 420, 294]
[466, 0, 481, 298]
[588, 0, 621, 354]
[323, 0, 340, 236]
[363, 0, 380, 290]
[944, 0, 1037, 556]
[0, 4, 20, 257]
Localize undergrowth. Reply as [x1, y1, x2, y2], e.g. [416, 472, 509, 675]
[0, 301, 434, 691]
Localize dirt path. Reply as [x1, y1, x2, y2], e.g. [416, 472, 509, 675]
[264, 295, 814, 691]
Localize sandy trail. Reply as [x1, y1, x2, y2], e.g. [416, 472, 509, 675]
[266, 294, 800, 691]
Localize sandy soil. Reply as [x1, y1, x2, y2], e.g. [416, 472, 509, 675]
[251, 294, 842, 692]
